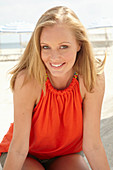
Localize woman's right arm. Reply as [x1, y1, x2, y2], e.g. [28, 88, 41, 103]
[3, 70, 41, 170]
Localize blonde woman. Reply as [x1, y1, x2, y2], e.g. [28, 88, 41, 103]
[0, 6, 110, 170]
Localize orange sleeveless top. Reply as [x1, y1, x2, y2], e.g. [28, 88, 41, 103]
[0, 73, 83, 159]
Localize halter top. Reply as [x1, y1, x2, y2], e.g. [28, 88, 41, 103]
[0, 73, 83, 159]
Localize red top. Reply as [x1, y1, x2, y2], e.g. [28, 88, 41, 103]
[0, 73, 83, 159]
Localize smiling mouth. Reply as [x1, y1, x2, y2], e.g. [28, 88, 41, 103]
[51, 63, 65, 67]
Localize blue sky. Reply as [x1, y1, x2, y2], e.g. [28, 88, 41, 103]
[0, 0, 113, 28]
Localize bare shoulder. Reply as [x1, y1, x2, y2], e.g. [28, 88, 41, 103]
[14, 69, 40, 89]
[14, 69, 42, 105]
[78, 73, 105, 100]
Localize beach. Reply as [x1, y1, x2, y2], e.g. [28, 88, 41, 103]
[0, 45, 113, 169]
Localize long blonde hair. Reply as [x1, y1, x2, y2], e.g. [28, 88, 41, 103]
[10, 6, 105, 92]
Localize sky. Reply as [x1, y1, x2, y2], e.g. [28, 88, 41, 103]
[0, 0, 113, 28]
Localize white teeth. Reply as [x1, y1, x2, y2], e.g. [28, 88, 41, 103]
[51, 63, 63, 67]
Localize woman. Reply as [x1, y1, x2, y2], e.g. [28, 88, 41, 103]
[0, 6, 110, 170]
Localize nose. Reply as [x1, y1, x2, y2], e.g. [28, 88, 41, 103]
[50, 50, 60, 60]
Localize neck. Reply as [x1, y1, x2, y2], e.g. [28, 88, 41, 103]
[47, 70, 74, 90]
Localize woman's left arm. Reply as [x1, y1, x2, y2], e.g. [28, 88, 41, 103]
[81, 73, 110, 170]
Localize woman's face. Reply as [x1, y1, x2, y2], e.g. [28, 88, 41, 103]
[40, 23, 80, 78]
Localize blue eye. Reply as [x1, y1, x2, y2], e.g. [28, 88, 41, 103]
[42, 46, 50, 49]
[60, 45, 68, 49]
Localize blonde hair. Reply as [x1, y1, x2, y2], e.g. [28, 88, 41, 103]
[10, 6, 105, 92]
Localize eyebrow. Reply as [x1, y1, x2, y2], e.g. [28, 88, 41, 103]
[40, 42, 71, 45]
[59, 42, 71, 45]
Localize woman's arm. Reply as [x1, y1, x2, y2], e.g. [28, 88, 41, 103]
[80, 73, 110, 170]
[3, 70, 41, 170]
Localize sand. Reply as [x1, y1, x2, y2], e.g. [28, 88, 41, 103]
[0, 45, 113, 169]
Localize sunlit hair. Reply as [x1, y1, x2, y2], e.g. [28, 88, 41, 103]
[10, 6, 105, 92]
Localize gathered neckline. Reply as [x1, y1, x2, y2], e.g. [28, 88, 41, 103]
[46, 75, 78, 94]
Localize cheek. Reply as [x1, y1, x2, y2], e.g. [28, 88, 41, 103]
[41, 52, 49, 63]
[65, 51, 77, 62]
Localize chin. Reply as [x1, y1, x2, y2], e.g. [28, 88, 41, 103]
[50, 72, 62, 77]
[48, 70, 64, 77]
